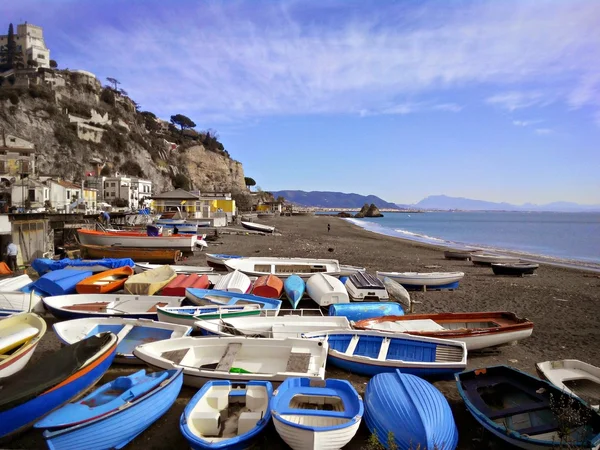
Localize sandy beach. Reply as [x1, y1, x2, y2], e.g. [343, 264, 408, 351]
[9, 215, 600, 450]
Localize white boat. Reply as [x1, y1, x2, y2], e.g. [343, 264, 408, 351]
[0, 275, 33, 292]
[225, 257, 341, 279]
[77, 229, 197, 251]
[306, 273, 349, 307]
[344, 272, 389, 301]
[195, 315, 352, 338]
[133, 336, 328, 387]
[241, 221, 275, 233]
[205, 253, 242, 268]
[536, 360, 600, 410]
[0, 291, 44, 317]
[213, 270, 252, 294]
[471, 253, 520, 266]
[0, 312, 47, 378]
[376, 271, 465, 287]
[339, 264, 367, 277]
[134, 263, 213, 274]
[156, 304, 262, 327]
[53, 317, 191, 363]
[42, 294, 184, 320]
[381, 277, 411, 311]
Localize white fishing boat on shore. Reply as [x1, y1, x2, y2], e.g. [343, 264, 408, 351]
[0, 275, 33, 292]
[306, 273, 350, 307]
[536, 360, 600, 410]
[134, 263, 213, 274]
[77, 229, 197, 251]
[0, 291, 44, 317]
[471, 253, 520, 266]
[212, 270, 252, 294]
[241, 221, 275, 233]
[376, 271, 464, 287]
[224, 257, 341, 279]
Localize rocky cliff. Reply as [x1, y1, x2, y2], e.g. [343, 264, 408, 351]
[0, 69, 245, 194]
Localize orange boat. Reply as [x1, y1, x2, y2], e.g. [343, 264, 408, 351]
[80, 245, 182, 264]
[76, 266, 135, 294]
[161, 274, 211, 296]
[251, 274, 283, 299]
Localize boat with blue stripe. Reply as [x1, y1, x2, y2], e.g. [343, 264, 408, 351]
[303, 329, 466, 378]
[185, 289, 282, 315]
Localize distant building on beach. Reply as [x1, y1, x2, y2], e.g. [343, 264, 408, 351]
[0, 22, 51, 69]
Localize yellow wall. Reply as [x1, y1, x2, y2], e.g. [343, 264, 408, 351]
[83, 189, 97, 203]
[256, 204, 269, 212]
[211, 199, 236, 213]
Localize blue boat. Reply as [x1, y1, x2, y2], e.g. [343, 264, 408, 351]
[185, 289, 282, 314]
[283, 275, 305, 309]
[34, 269, 94, 296]
[365, 370, 458, 450]
[206, 253, 242, 268]
[456, 365, 600, 450]
[339, 276, 349, 285]
[0, 332, 117, 439]
[35, 368, 183, 450]
[180, 380, 272, 450]
[303, 329, 467, 378]
[271, 378, 363, 449]
[31, 258, 135, 276]
[328, 302, 404, 322]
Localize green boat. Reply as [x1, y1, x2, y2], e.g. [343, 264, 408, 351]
[156, 305, 262, 327]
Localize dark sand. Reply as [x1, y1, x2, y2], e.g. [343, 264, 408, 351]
[8, 215, 600, 449]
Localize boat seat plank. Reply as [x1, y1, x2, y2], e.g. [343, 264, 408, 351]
[377, 337, 391, 361]
[514, 423, 559, 437]
[162, 348, 189, 365]
[115, 324, 134, 342]
[488, 402, 550, 420]
[344, 335, 360, 356]
[286, 352, 311, 373]
[215, 343, 242, 372]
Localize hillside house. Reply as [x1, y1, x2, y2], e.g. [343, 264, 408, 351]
[0, 22, 51, 69]
[0, 131, 36, 177]
[11, 178, 49, 209]
[100, 176, 152, 210]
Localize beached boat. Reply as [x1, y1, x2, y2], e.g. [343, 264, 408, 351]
[284, 275, 305, 309]
[376, 271, 465, 289]
[35, 368, 183, 450]
[345, 272, 388, 301]
[53, 317, 192, 364]
[161, 274, 211, 296]
[492, 262, 539, 276]
[0, 332, 117, 439]
[134, 263, 213, 274]
[444, 249, 482, 260]
[133, 336, 328, 387]
[252, 274, 284, 299]
[35, 269, 94, 296]
[43, 294, 184, 320]
[157, 304, 262, 327]
[124, 265, 177, 295]
[0, 313, 47, 378]
[353, 311, 534, 350]
[0, 291, 44, 317]
[471, 253, 520, 266]
[0, 274, 33, 292]
[306, 273, 349, 307]
[271, 378, 363, 450]
[180, 380, 272, 450]
[338, 264, 367, 277]
[32, 257, 135, 275]
[205, 253, 242, 269]
[381, 277, 411, 311]
[77, 229, 197, 251]
[365, 370, 458, 450]
[213, 270, 252, 294]
[81, 244, 182, 263]
[536, 360, 600, 410]
[224, 257, 341, 279]
[328, 302, 404, 322]
[304, 329, 467, 377]
[241, 221, 275, 233]
[186, 289, 282, 315]
[75, 266, 134, 294]
[195, 315, 352, 338]
[456, 365, 600, 450]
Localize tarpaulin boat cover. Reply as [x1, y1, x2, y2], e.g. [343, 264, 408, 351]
[33, 269, 94, 296]
[32, 258, 135, 276]
[0, 332, 114, 412]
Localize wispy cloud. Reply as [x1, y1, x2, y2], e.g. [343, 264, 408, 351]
[512, 119, 543, 127]
[18, 0, 600, 123]
[534, 128, 554, 135]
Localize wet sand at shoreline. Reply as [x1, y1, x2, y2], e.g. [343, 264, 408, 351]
[9, 215, 600, 449]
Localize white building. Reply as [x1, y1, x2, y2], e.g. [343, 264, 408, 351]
[85, 175, 152, 210]
[0, 22, 50, 68]
[11, 178, 49, 209]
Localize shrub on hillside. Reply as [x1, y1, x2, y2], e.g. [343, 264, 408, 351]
[54, 123, 77, 148]
[100, 87, 116, 106]
[28, 84, 54, 101]
[172, 173, 191, 191]
[120, 161, 145, 178]
[101, 127, 127, 153]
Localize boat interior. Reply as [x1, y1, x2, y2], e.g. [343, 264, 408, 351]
[63, 301, 168, 313]
[82, 324, 173, 354]
[186, 383, 268, 441]
[368, 319, 501, 333]
[254, 264, 327, 274]
[0, 323, 39, 358]
[563, 378, 600, 407]
[218, 319, 346, 339]
[328, 333, 464, 362]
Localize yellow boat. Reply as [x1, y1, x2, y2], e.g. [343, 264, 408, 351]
[0, 312, 47, 378]
[124, 265, 177, 296]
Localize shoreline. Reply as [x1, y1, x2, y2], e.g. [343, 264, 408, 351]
[343, 217, 600, 273]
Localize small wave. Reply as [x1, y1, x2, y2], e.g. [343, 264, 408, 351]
[393, 229, 447, 243]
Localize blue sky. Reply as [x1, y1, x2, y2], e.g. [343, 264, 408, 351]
[3, 0, 600, 205]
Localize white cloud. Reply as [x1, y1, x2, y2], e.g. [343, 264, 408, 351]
[512, 119, 543, 127]
[56, 1, 600, 123]
[535, 128, 554, 135]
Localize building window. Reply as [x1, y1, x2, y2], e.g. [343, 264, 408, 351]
[37, 54, 45, 59]
[67, 191, 71, 199]
[28, 189, 35, 201]
[111, 183, 116, 187]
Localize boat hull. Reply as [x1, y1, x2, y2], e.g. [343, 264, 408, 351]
[284, 275, 305, 309]
[376, 271, 464, 287]
[471, 254, 520, 266]
[78, 230, 197, 251]
[252, 275, 284, 299]
[306, 273, 349, 307]
[328, 302, 404, 322]
[492, 263, 539, 276]
[0, 313, 47, 378]
[81, 245, 182, 263]
[156, 306, 262, 327]
[0, 291, 43, 317]
[536, 359, 600, 410]
[241, 221, 275, 233]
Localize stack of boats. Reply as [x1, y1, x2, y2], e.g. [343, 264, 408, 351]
[0, 250, 597, 450]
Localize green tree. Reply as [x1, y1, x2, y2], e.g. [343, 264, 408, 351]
[244, 177, 256, 188]
[172, 173, 191, 191]
[49, 59, 58, 69]
[106, 77, 120, 90]
[170, 114, 196, 135]
[0, 24, 22, 70]
[100, 165, 111, 176]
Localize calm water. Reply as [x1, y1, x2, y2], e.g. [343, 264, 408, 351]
[340, 211, 600, 266]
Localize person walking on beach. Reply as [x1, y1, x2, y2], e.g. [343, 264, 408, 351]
[327, 223, 331, 233]
[6, 241, 17, 272]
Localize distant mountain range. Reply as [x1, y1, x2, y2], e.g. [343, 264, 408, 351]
[269, 190, 399, 209]
[413, 195, 600, 212]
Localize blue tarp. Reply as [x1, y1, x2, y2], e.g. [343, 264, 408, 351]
[34, 269, 94, 296]
[32, 258, 135, 276]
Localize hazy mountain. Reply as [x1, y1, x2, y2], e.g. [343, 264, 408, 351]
[414, 195, 600, 212]
[270, 190, 399, 209]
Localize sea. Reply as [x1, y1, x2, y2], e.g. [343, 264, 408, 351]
[331, 211, 600, 270]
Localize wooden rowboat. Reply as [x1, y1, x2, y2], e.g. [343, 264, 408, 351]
[353, 311, 534, 350]
[80, 244, 182, 264]
[76, 266, 134, 294]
